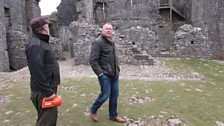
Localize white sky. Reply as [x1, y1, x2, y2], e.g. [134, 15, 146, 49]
[39, 0, 61, 15]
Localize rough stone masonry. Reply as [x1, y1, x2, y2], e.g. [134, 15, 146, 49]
[0, 0, 224, 71]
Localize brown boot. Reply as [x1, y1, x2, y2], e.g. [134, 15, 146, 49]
[90, 113, 99, 122]
[110, 116, 125, 123]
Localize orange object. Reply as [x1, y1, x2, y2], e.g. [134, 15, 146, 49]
[42, 95, 62, 108]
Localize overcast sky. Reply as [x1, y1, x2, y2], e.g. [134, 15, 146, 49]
[39, 0, 61, 15]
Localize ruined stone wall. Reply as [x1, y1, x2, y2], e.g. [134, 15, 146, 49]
[5, 0, 31, 71]
[116, 26, 156, 65]
[1, 0, 224, 71]
[57, 0, 78, 26]
[0, 0, 41, 71]
[119, 26, 159, 57]
[0, 0, 10, 72]
[68, 22, 100, 65]
[218, 1, 224, 60]
[69, 22, 156, 65]
[4, 0, 27, 32]
[188, 0, 224, 59]
[25, 0, 41, 31]
[7, 30, 28, 70]
[0, 0, 28, 71]
[94, 0, 159, 30]
[49, 37, 63, 60]
[47, 12, 61, 37]
[84, 0, 94, 24]
[173, 24, 212, 59]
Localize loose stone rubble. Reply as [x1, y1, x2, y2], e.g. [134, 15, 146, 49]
[128, 96, 155, 104]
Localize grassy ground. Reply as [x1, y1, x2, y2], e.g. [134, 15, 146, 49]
[1, 58, 224, 126]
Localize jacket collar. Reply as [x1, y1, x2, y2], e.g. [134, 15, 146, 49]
[33, 32, 50, 43]
[101, 35, 113, 44]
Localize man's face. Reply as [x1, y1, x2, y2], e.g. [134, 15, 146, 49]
[102, 24, 113, 38]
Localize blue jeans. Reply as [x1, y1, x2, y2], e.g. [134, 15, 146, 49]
[91, 74, 119, 118]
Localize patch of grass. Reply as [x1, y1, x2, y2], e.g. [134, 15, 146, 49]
[1, 58, 224, 126]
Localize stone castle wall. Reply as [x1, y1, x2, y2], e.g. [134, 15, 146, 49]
[0, 0, 9, 71]
[188, 0, 224, 59]
[68, 22, 155, 65]
[1, 0, 224, 71]
[0, 0, 63, 71]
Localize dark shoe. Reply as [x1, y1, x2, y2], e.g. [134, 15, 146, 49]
[90, 113, 99, 122]
[110, 116, 125, 123]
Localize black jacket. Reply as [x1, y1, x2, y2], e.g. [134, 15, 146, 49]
[89, 35, 120, 78]
[25, 33, 60, 97]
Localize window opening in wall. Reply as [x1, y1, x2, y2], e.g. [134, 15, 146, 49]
[94, 2, 108, 25]
[4, 7, 12, 27]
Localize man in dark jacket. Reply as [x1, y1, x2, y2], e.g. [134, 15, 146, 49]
[25, 16, 60, 126]
[89, 23, 125, 123]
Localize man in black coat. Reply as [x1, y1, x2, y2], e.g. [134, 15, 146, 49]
[89, 23, 125, 123]
[25, 16, 60, 126]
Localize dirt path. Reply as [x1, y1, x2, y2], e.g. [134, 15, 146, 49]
[0, 58, 203, 83]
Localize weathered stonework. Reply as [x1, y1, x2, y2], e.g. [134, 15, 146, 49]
[53, 0, 224, 64]
[57, 0, 78, 26]
[69, 22, 156, 65]
[6, 30, 28, 70]
[115, 26, 157, 65]
[0, 0, 40, 71]
[68, 22, 100, 65]
[1, 0, 224, 71]
[47, 12, 61, 38]
[0, 0, 10, 71]
[41, 13, 64, 60]
[187, 0, 224, 59]
[173, 24, 212, 59]
[49, 37, 64, 60]
[94, 0, 159, 30]
[25, 0, 41, 31]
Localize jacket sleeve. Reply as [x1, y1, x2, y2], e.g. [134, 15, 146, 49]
[89, 41, 103, 76]
[26, 45, 54, 97]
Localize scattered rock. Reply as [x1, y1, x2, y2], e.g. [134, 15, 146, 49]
[124, 117, 145, 126]
[168, 118, 182, 126]
[3, 119, 10, 123]
[129, 96, 155, 104]
[216, 121, 224, 126]
[62, 86, 76, 91]
[0, 96, 9, 105]
[72, 104, 78, 107]
[195, 88, 203, 93]
[5, 110, 13, 115]
[80, 94, 86, 97]
[148, 114, 186, 126]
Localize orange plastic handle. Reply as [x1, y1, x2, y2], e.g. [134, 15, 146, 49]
[42, 95, 62, 108]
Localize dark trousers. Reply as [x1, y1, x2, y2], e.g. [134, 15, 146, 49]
[91, 74, 119, 118]
[31, 91, 58, 126]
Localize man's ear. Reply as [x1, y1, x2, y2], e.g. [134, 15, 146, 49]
[42, 24, 50, 35]
[43, 24, 49, 30]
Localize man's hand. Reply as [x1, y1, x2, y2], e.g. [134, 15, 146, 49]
[45, 93, 56, 101]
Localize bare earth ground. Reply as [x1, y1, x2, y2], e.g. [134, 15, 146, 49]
[0, 58, 203, 83]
